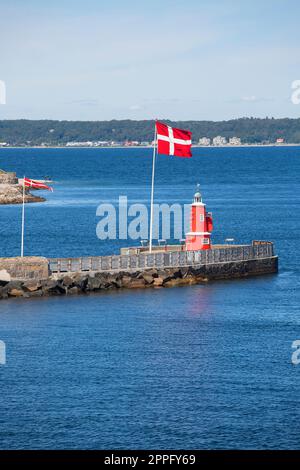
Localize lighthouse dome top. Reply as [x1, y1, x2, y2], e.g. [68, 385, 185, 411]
[193, 184, 202, 203]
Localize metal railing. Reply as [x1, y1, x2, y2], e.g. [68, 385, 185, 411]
[49, 241, 274, 274]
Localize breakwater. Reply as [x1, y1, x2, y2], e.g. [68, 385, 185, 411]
[0, 241, 278, 300]
[0, 171, 45, 204]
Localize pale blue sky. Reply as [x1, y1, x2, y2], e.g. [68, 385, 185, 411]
[0, 0, 300, 120]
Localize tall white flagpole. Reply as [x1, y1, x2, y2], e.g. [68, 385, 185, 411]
[21, 176, 25, 257]
[149, 123, 157, 253]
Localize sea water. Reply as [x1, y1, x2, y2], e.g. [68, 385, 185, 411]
[0, 146, 299, 449]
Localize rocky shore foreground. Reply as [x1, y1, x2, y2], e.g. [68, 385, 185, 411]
[0, 183, 45, 204]
[0, 171, 45, 204]
[0, 256, 278, 300]
[0, 268, 200, 299]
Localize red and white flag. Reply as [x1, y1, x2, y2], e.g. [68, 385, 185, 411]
[156, 121, 192, 158]
[24, 177, 53, 192]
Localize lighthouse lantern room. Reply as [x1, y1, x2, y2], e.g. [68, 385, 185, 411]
[185, 185, 213, 251]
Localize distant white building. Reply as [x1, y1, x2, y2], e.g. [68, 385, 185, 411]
[213, 136, 227, 146]
[110, 141, 122, 146]
[198, 137, 211, 146]
[0, 142, 8, 146]
[94, 141, 109, 147]
[276, 138, 284, 144]
[66, 141, 94, 147]
[125, 140, 140, 146]
[229, 136, 241, 146]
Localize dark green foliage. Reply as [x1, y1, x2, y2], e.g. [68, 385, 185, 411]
[0, 117, 299, 145]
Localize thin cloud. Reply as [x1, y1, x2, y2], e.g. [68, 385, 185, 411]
[64, 99, 99, 106]
[129, 104, 143, 111]
[228, 96, 275, 104]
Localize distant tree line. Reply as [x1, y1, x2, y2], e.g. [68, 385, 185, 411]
[0, 117, 300, 145]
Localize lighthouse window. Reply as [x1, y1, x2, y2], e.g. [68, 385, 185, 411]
[200, 214, 204, 222]
[203, 238, 210, 245]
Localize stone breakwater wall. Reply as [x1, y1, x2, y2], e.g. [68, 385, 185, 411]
[0, 256, 278, 300]
[0, 256, 49, 282]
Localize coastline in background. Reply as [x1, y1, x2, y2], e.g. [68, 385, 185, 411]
[1, 117, 300, 147]
[1, 143, 300, 149]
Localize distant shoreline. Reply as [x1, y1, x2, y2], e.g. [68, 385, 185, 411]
[1, 143, 300, 150]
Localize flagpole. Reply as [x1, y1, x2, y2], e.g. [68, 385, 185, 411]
[149, 123, 157, 253]
[21, 176, 25, 257]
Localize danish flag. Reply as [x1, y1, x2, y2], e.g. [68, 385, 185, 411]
[24, 177, 53, 192]
[156, 121, 192, 158]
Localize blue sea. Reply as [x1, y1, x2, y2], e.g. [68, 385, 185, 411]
[0, 146, 300, 449]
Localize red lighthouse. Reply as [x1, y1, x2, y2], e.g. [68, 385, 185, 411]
[185, 185, 213, 251]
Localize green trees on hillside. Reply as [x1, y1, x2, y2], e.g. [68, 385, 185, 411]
[0, 117, 299, 145]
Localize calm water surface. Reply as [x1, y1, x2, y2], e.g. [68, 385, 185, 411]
[0, 146, 299, 449]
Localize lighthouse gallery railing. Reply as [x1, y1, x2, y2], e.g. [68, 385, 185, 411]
[49, 241, 275, 274]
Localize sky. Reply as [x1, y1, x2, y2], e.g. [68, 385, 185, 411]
[0, 0, 300, 121]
